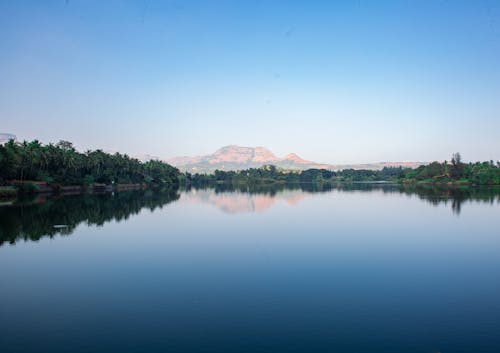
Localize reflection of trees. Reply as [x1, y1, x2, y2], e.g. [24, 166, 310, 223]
[0, 188, 179, 246]
[185, 181, 335, 196]
[1, 183, 498, 246]
[185, 182, 500, 216]
[397, 184, 500, 215]
[323, 183, 500, 215]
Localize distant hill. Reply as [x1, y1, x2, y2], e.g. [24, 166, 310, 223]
[329, 161, 428, 171]
[165, 145, 426, 173]
[166, 145, 331, 173]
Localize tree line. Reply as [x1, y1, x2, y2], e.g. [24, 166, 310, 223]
[400, 153, 500, 185]
[0, 139, 180, 189]
[181, 164, 402, 186]
[183, 153, 500, 186]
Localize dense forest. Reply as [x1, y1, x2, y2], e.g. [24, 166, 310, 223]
[400, 153, 500, 185]
[0, 139, 180, 191]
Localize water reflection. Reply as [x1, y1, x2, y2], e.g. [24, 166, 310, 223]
[395, 184, 500, 215]
[1, 184, 499, 246]
[181, 188, 310, 214]
[184, 183, 500, 215]
[0, 188, 179, 246]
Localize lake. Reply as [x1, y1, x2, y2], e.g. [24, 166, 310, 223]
[1, 184, 500, 353]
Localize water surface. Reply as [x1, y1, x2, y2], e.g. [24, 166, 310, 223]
[1, 185, 500, 353]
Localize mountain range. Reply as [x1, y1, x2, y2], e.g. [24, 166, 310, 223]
[165, 145, 426, 173]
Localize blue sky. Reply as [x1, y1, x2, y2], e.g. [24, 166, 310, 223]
[1, 0, 499, 163]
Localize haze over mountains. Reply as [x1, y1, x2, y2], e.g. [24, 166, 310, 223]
[166, 145, 426, 173]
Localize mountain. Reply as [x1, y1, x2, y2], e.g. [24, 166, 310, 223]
[166, 145, 428, 173]
[166, 145, 331, 173]
[329, 161, 427, 171]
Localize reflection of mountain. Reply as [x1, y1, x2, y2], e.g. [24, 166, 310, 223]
[181, 189, 310, 214]
[0, 188, 179, 246]
[1, 184, 498, 247]
[180, 183, 500, 216]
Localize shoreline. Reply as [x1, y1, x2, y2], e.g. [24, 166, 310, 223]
[0, 182, 156, 200]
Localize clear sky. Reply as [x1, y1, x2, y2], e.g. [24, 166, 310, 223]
[1, 0, 499, 164]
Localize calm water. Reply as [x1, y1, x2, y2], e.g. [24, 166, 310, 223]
[1, 185, 500, 353]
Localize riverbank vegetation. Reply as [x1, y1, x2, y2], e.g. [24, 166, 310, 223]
[183, 153, 500, 186]
[182, 165, 406, 187]
[0, 139, 180, 194]
[400, 153, 500, 185]
[2, 140, 499, 198]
